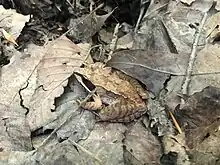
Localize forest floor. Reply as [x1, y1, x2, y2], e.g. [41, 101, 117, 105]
[0, 0, 220, 165]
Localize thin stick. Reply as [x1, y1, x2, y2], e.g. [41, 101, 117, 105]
[109, 62, 220, 76]
[134, 0, 146, 33]
[68, 139, 102, 164]
[109, 23, 120, 56]
[109, 62, 184, 75]
[89, 0, 95, 13]
[181, 12, 208, 95]
[168, 110, 182, 134]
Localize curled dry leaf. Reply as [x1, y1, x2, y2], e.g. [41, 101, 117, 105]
[25, 37, 90, 131]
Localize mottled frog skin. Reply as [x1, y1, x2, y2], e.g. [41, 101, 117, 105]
[77, 62, 148, 122]
[88, 72, 148, 122]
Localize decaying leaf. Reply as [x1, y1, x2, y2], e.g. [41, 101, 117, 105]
[0, 104, 32, 151]
[108, 49, 186, 95]
[142, 0, 214, 109]
[79, 123, 126, 165]
[0, 6, 29, 39]
[124, 120, 162, 164]
[67, 11, 113, 42]
[175, 86, 220, 148]
[147, 98, 174, 136]
[166, 43, 220, 110]
[24, 37, 90, 131]
[0, 40, 47, 153]
[174, 86, 220, 164]
[0, 150, 34, 165]
[190, 44, 220, 93]
[11, 123, 126, 165]
[45, 77, 96, 142]
[162, 134, 190, 165]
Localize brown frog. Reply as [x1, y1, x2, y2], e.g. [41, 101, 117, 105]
[76, 62, 148, 122]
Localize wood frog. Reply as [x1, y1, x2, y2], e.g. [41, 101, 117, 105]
[76, 62, 148, 122]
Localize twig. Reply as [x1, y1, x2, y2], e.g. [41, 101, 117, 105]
[109, 62, 184, 75]
[89, 0, 95, 13]
[109, 61, 220, 76]
[75, 74, 92, 92]
[68, 139, 102, 164]
[181, 12, 208, 96]
[33, 89, 97, 153]
[109, 23, 120, 55]
[168, 110, 182, 134]
[134, 0, 147, 33]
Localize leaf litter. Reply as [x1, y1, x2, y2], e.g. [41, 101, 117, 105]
[1, 0, 220, 165]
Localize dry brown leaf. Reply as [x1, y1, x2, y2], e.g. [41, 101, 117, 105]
[175, 87, 220, 149]
[0, 104, 32, 151]
[165, 43, 220, 110]
[0, 43, 45, 152]
[67, 11, 113, 42]
[25, 37, 90, 131]
[163, 134, 190, 165]
[79, 123, 126, 165]
[108, 49, 186, 95]
[189, 44, 220, 94]
[124, 121, 162, 164]
[44, 77, 96, 142]
[174, 87, 220, 164]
